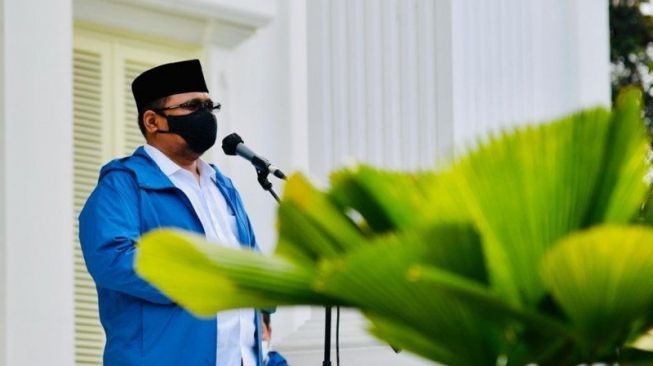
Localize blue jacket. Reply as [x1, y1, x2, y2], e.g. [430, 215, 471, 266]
[266, 351, 289, 366]
[79, 146, 263, 366]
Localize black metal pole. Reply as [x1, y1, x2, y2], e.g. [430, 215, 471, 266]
[255, 166, 332, 366]
[323, 306, 332, 366]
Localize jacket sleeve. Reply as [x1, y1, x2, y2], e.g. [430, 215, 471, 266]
[79, 170, 172, 304]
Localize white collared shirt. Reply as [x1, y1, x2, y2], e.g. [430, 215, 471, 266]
[144, 144, 257, 366]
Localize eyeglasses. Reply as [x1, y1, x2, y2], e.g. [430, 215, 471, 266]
[154, 99, 221, 113]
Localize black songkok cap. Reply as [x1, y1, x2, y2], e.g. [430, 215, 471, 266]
[131, 59, 209, 113]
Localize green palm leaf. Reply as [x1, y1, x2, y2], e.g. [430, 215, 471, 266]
[366, 313, 487, 366]
[446, 107, 612, 305]
[276, 173, 366, 263]
[135, 229, 331, 316]
[329, 167, 468, 233]
[541, 225, 653, 357]
[315, 223, 499, 366]
[442, 90, 649, 307]
[618, 348, 653, 365]
[587, 89, 651, 224]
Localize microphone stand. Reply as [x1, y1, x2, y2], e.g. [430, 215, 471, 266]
[254, 166, 333, 366]
[256, 166, 281, 203]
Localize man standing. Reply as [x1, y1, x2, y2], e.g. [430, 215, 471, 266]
[79, 59, 262, 366]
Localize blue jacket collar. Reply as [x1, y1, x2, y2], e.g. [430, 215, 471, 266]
[100, 146, 234, 192]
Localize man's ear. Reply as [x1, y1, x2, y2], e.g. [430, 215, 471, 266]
[142, 110, 160, 133]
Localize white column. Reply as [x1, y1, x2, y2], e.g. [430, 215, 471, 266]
[0, 0, 74, 365]
[449, 0, 611, 148]
[287, 0, 310, 172]
[306, 0, 457, 179]
[433, 0, 455, 162]
[573, 0, 611, 109]
[0, 2, 5, 363]
[307, 0, 334, 180]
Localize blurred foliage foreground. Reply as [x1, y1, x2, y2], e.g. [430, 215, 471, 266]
[136, 90, 653, 365]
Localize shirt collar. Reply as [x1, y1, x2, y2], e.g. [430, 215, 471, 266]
[143, 144, 182, 177]
[143, 144, 216, 183]
[197, 158, 218, 183]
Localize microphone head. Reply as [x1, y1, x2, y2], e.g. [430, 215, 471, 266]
[222, 133, 243, 155]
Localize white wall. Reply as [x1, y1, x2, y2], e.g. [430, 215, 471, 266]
[207, 0, 288, 255]
[449, 0, 611, 148]
[306, 0, 611, 179]
[0, 0, 5, 362]
[307, 0, 457, 179]
[0, 0, 74, 365]
[574, 0, 612, 109]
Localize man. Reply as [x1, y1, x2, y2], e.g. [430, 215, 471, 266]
[79, 59, 263, 366]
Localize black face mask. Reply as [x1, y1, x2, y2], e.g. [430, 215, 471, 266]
[157, 109, 217, 155]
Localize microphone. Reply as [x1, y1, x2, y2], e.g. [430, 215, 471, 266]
[221, 133, 287, 180]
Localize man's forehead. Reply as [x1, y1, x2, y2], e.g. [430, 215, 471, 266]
[166, 92, 210, 103]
